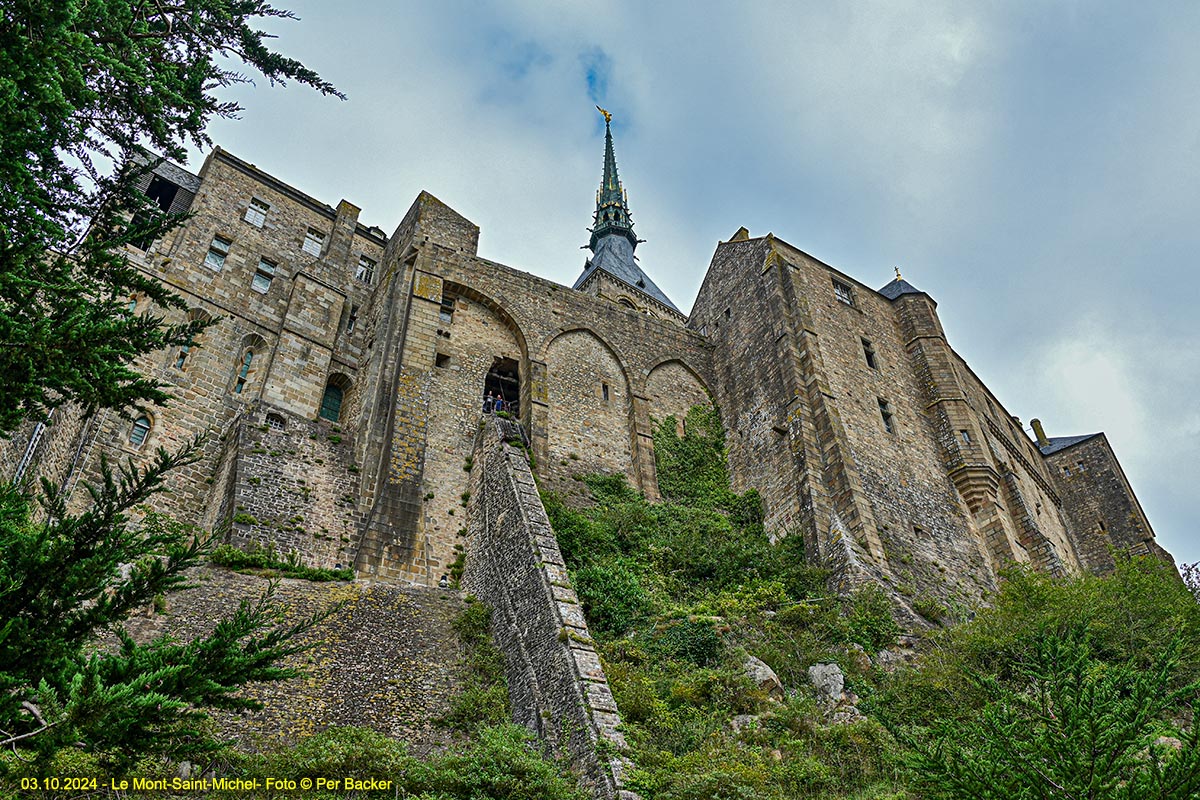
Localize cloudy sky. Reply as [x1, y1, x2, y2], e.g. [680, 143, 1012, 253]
[185, 1, 1198, 565]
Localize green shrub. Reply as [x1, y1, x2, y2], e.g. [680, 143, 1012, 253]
[209, 543, 353, 582]
[842, 586, 901, 651]
[573, 561, 648, 636]
[656, 618, 724, 666]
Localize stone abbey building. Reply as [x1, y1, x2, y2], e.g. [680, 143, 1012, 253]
[2, 117, 1169, 613]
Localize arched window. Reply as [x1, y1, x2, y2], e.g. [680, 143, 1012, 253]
[174, 343, 191, 370]
[234, 350, 253, 394]
[319, 384, 343, 422]
[129, 416, 152, 447]
[266, 413, 286, 430]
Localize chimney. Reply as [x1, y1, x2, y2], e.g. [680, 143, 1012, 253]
[1031, 418, 1050, 448]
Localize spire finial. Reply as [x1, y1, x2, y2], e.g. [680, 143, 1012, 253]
[596, 105, 612, 124]
[894, 266, 903, 281]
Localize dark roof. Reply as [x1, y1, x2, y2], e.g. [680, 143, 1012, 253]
[573, 234, 681, 313]
[1039, 433, 1103, 456]
[878, 277, 925, 300]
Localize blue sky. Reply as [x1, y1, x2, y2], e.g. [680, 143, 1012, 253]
[187, 1, 1199, 565]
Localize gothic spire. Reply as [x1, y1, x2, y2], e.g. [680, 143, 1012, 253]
[589, 107, 638, 253]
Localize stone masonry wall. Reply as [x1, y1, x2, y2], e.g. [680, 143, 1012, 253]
[118, 566, 465, 754]
[225, 404, 364, 571]
[463, 417, 637, 800]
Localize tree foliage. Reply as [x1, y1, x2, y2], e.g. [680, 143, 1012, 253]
[0, 0, 341, 432]
[0, 444, 332, 770]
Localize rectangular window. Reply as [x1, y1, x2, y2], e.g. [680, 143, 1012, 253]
[439, 294, 455, 322]
[878, 398, 894, 434]
[602, 382, 610, 402]
[1076, 460, 1086, 472]
[435, 353, 450, 368]
[251, 257, 276, 294]
[356, 255, 376, 285]
[1063, 465, 1072, 476]
[244, 197, 269, 227]
[204, 235, 231, 270]
[345, 304, 359, 333]
[861, 338, 878, 369]
[833, 278, 856, 307]
[960, 430, 971, 445]
[302, 227, 325, 256]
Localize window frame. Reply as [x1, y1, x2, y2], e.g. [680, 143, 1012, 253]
[128, 415, 152, 448]
[205, 235, 232, 271]
[833, 278, 856, 307]
[301, 227, 325, 256]
[355, 255, 376, 285]
[251, 257, 276, 294]
[861, 338, 878, 369]
[878, 398, 895, 434]
[244, 197, 269, 227]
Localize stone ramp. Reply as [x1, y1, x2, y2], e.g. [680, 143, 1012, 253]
[119, 567, 466, 754]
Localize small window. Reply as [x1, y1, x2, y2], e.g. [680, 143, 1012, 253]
[127, 295, 138, 312]
[862, 338, 878, 369]
[724, 308, 731, 320]
[174, 343, 190, 370]
[1098, 519, 1106, 531]
[345, 304, 359, 333]
[302, 227, 325, 256]
[960, 430, 971, 445]
[602, 382, 610, 402]
[234, 350, 253, 394]
[878, 398, 894, 434]
[1062, 465, 1072, 477]
[356, 255, 376, 285]
[439, 294, 456, 322]
[1076, 460, 1086, 472]
[833, 279, 856, 306]
[266, 413, 286, 430]
[435, 353, 451, 368]
[244, 197, 269, 227]
[319, 383, 344, 422]
[205, 235, 231, 270]
[251, 257, 276, 294]
[129, 416, 152, 447]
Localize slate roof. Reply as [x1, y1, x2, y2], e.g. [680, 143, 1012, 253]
[878, 277, 925, 300]
[572, 234, 681, 312]
[1039, 433, 1103, 456]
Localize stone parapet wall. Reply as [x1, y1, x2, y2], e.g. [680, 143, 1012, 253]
[463, 417, 637, 800]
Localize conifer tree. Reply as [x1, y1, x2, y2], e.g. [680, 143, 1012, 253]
[0, 0, 342, 771]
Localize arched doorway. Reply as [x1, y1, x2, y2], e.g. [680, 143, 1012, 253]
[484, 356, 520, 416]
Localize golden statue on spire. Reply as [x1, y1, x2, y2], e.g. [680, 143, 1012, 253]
[894, 266, 903, 280]
[596, 105, 612, 123]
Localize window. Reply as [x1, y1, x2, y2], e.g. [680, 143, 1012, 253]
[266, 413, 286, 430]
[1076, 460, 1086, 472]
[724, 308, 731, 320]
[602, 382, 610, 402]
[127, 295, 138, 312]
[244, 197, 269, 227]
[1063, 465, 1072, 476]
[302, 228, 325, 256]
[960, 430, 971, 445]
[319, 383, 344, 421]
[251, 257, 276, 293]
[129, 416, 152, 447]
[862, 338, 878, 369]
[435, 353, 451, 368]
[234, 350, 253, 394]
[345, 304, 359, 333]
[439, 294, 455, 322]
[205, 235, 231, 270]
[833, 278, 856, 306]
[174, 343, 190, 370]
[356, 255, 376, 285]
[878, 398, 894, 434]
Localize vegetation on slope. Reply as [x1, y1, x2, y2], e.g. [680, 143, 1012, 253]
[544, 405, 1200, 799]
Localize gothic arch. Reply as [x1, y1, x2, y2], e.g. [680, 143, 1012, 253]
[542, 328, 637, 487]
[645, 359, 713, 438]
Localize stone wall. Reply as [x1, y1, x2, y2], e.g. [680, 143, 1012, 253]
[118, 566, 465, 753]
[1045, 433, 1170, 571]
[463, 417, 637, 800]
[222, 404, 364, 571]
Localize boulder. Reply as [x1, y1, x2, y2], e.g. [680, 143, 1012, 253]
[743, 655, 785, 702]
[808, 662, 844, 705]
